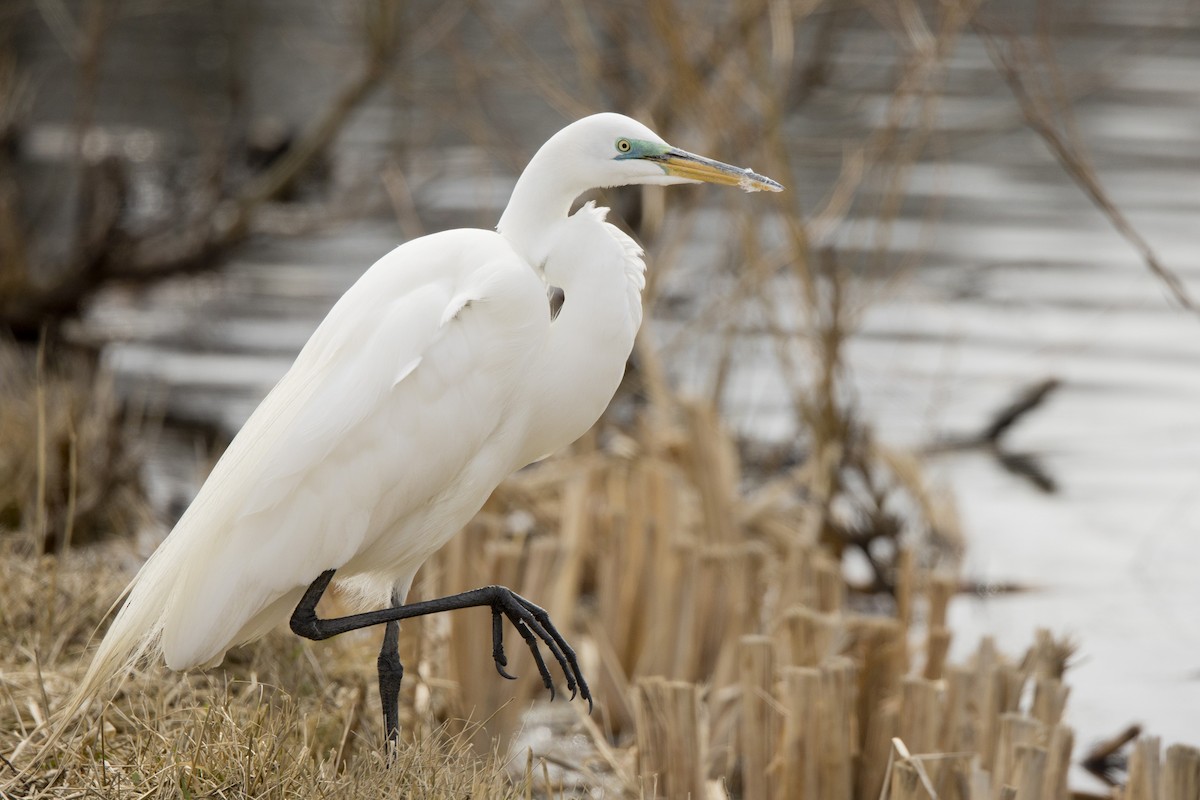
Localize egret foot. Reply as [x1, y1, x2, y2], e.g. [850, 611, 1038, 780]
[289, 570, 592, 752]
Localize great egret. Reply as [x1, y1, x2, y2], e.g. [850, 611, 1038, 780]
[69, 113, 782, 747]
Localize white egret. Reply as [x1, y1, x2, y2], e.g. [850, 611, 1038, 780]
[69, 112, 782, 746]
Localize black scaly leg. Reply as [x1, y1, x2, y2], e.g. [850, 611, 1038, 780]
[290, 570, 592, 750]
[377, 588, 404, 753]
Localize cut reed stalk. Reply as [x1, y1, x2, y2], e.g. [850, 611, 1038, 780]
[1125, 735, 1161, 800]
[891, 760, 925, 800]
[1011, 744, 1047, 800]
[634, 678, 708, 800]
[738, 635, 778, 800]
[923, 625, 952, 680]
[777, 666, 821, 800]
[993, 714, 1043, 799]
[1163, 744, 1200, 800]
[1042, 725, 1074, 800]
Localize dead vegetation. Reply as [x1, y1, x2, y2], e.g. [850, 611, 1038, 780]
[3, 0, 1200, 798]
[0, 341, 147, 555]
[0, 537, 535, 799]
[0, 0, 406, 341]
[5, 393, 1200, 798]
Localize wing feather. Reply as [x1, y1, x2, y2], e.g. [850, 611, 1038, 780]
[93, 229, 548, 672]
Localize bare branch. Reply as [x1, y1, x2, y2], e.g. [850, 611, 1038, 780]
[980, 24, 1196, 311]
[0, 2, 408, 337]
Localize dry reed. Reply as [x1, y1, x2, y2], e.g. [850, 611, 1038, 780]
[0, 341, 148, 555]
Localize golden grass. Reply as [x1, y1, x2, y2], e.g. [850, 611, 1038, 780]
[6, 385, 1197, 799]
[0, 538, 536, 798]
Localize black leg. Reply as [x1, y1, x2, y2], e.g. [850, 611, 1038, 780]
[290, 570, 593, 730]
[377, 589, 404, 752]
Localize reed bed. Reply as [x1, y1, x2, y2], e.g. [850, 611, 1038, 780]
[4, 388, 1197, 798]
[410, 395, 1200, 799]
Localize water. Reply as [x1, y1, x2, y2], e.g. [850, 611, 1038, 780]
[16, 0, 1200, 769]
[705, 24, 1200, 755]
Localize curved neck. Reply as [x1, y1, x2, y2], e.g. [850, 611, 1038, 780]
[496, 127, 646, 465]
[497, 140, 582, 264]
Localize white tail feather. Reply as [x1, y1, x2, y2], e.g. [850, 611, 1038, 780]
[40, 532, 188, 757]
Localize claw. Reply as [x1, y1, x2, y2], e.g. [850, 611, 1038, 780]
[491, 607, 517, 679]
[509, 617, 556, 698]
[511, 594, 591, 710]
[488, 588, 592, 712]
[527, 637, 556, 698]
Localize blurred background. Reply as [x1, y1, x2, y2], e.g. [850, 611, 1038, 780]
[2, 0, 1198, 795]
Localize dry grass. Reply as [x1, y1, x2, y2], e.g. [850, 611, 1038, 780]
[5, 391, 1198, 799]
[0, 341, 148, 555]
[0, 538, 535, 798]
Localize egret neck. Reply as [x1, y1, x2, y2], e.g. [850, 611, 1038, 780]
[496, 136, 581, 266]
[498, 140, 646, 465]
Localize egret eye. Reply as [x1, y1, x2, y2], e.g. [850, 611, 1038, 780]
[616, 138, 632, 153]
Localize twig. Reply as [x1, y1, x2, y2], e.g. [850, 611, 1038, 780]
[983, 378, 1061, 444]
[924, 377, 1062, 492]
[232, 47, 395, 221]
[1, 6, 405, 337]
[979, 24, 1196, 311]
[1081, 723, 1142, 785]
[927, 377, 1061, 452]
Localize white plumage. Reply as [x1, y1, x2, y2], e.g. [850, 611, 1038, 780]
[67, 112, 781, 731]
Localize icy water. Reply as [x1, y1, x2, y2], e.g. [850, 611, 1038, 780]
[19, 0, 1199, 771]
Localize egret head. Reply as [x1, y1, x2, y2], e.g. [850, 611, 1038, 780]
[551, 112, 783, 193]
[499, 113, 783, 256]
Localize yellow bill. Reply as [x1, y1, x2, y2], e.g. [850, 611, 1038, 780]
[653, 147, 784, 193]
